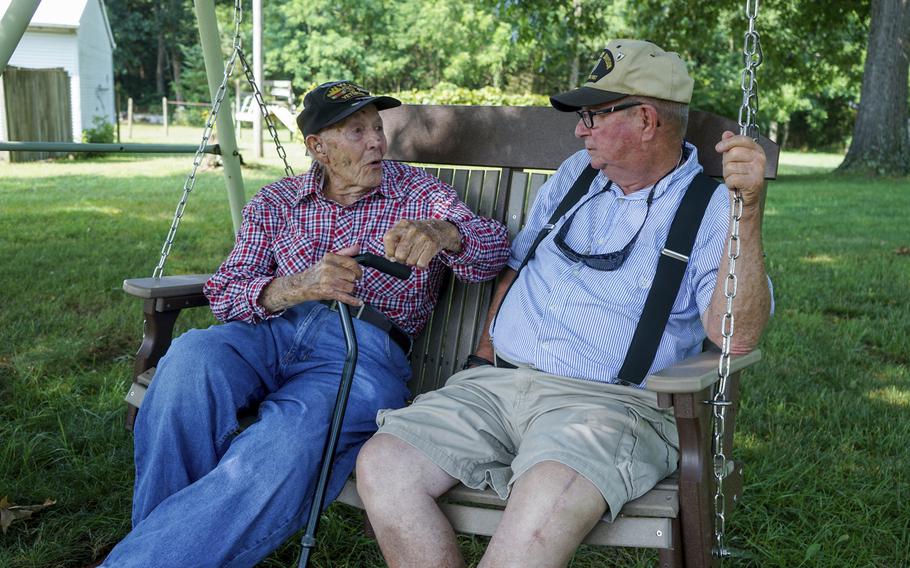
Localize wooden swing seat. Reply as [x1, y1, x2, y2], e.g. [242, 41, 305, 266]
[122, 104, 778, 567]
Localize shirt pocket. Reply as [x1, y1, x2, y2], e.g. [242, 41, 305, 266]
[272, 230, 317, 274]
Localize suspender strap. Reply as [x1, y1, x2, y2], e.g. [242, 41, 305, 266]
[617, 172, 720, 385]
[515, 165, 599, 273]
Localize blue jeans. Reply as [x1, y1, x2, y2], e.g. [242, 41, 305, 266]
[102, 301, 411, 567]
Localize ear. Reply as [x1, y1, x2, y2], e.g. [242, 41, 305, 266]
[638, 104, 661, 142]
[305, 134, 325, 158]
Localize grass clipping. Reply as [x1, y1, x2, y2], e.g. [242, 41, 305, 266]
[1, 496, 56, 533]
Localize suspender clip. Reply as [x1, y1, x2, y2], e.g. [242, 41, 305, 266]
[660, 248, 689, 263]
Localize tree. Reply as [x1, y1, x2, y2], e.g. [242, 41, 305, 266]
[838, 0, 910, 176]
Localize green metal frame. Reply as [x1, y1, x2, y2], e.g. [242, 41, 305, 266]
[0, 0, 39, 77]
[0, 141, 220, 154]
[0, 0, 247, 234]
[194, 0, 245, 233]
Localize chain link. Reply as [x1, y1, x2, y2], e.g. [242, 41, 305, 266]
[709, 0, 762, 559]
[237, 49, 294, 178]
[153, 0, 293, 277]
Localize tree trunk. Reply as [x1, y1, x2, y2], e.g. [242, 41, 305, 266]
[568, 0, 582, 89]
[156, 31, 166, 96]
[171, 49, 183, 103]
[838, 0, 910, 176]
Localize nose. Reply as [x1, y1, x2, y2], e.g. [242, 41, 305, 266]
[575, 117, 591, 139]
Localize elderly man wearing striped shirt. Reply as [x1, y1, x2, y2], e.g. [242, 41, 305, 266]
[357, 39, 773, 567]
[101, 81, 510, 568]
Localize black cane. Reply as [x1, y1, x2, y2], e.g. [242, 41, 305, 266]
[299, 254, 411, 567]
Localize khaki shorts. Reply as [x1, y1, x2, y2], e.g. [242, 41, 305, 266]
[376, 364, 679, 521]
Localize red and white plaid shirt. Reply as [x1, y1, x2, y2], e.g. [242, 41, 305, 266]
[204, 160, 510, 336]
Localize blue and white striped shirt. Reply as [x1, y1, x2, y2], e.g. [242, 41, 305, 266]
[491, 143, 730, 387]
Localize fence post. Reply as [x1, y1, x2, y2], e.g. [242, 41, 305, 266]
[127, 97, 133, 139]
[163, 97, 168, 136]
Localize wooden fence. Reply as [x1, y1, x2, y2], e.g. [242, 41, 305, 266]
[3, 66, 72, 162]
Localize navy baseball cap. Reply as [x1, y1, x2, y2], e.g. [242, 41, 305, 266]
[297, 80, 401, 136]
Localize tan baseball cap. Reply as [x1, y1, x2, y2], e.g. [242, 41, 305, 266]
[550, 39, 694, 111]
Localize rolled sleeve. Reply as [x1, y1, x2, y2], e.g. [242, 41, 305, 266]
[430, 186, 510, 282]
[204, 201, 280, 324]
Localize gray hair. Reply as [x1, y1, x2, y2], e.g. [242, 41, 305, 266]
[628, 96, 689, 140]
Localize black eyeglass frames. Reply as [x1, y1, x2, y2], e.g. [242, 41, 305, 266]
[575, 102, 644, 129]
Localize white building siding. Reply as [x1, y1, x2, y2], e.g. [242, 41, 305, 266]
[4, 30, 81, 140]
[77, 0, 115, 129]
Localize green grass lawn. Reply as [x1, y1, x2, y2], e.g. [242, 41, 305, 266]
[0, 147, 908, 567]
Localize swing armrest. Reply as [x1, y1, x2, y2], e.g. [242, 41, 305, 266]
[123, 274, 212, 299]
[645, 349, 761, 394]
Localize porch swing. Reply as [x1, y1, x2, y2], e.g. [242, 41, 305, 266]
[121, 0, 779, 566]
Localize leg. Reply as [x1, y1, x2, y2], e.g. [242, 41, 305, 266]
[131, 321, 281, 524]
[105, 303, 411, 568]
[356, 366, 520, 568]
[480, 374, 678, 567]
[357, 434, 463, 568]
[480, 461, 606, 568]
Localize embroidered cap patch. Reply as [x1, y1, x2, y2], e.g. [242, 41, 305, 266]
[325, 82, 370, 102]
[587, 48, 615, 83]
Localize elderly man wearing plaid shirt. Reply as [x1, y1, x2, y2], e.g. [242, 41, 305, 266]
[101, 81, 510, 568]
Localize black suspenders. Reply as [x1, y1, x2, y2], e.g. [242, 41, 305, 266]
[616, 172, 718, 385]
[499, 165, 719, 386]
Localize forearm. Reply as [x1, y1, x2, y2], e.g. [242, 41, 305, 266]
[703, 206, 771, 353]
[473, 267, 517, 359]
[258, 273, 316, 314]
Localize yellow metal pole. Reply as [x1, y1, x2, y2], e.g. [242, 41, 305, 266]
[193, 0, 245, 234]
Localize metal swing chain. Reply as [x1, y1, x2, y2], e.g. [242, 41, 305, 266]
[153, 0, 294, 278]
[236, 48, 294, 178]
[709, 0, 762, 559]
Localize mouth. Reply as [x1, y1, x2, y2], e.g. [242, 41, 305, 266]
[366, 159, 382, 168]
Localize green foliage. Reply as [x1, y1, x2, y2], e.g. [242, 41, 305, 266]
[107, 0, 199, 107]
[106, 0, 887, 152]
[625, 0, 871, 148]
[172, 43, 213, 105]
[80, 117, 116, 158]
[170, 105, 209, 127]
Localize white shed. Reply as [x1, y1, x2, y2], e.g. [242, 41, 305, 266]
[0, 0, 116, 144]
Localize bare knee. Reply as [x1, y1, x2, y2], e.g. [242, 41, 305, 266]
[356, 433, 457, 508]
[356, 434, 413, 504]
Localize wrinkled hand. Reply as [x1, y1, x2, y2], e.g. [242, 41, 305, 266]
[294, 244, 363, 306]
[716, 131, 767, 208]
[383, 219, 462, 268]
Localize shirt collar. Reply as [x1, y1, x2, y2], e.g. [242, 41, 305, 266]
[295, 160, 406, 204]
[597, 141, 700, 201]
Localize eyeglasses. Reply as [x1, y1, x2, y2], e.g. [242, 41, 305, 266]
[553, 182, 655, 271]
[575, 102, 643, 129]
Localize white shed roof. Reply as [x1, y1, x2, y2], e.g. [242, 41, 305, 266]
[0, 0, 114, 48]
[1, 0, 86, 29]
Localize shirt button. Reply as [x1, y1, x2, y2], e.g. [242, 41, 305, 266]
[549, 304, 557, 312]
[597, 239, 605, 245]
[639, 275, 651, 288]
